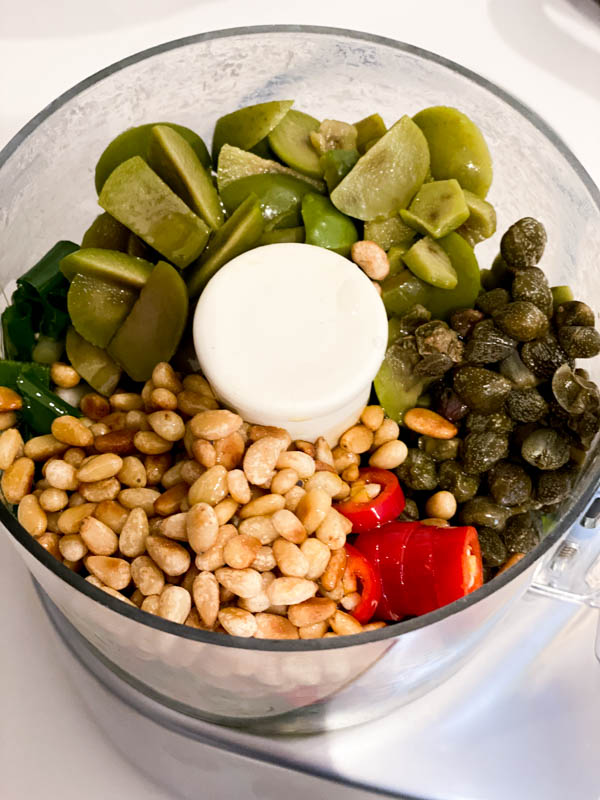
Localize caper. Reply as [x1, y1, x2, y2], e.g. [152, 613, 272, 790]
[494, 301, 549, 342]
[414, 353, 454, 378]
[399, 497, 420, 521]
[453, 367, 512, 414]
[505, 388, 547, 423]
[503, 513, 541, 554]
[552, 363, 600, 415]
[461, 432, 509, 474]
[464, 321, 516, 364]
[500, 217, 547, 269]
[465, 411, 515, 435]
[536, 468, 573, 506]
[558, 326, 600, 359]
[521, 335, 569, 379]
[397, 304, 432, 335]
[568, 408, 600, 450]
[485, 253, 513, 289]
[450, 308, 485, 338]
[475, 288, 510, 316]
[488, 461, 532, 506]
[499, 349, 539, 389]
[511, 268, 553, 317]
[434, 387, 470, 423]
[460, 496, 511, 531]
[521, 428, 571, 471]
[438, 461, 480, 503]
[554, 300, 595, 328]
[477, 527, 508, 567]
[396, 449, 438, 491]
[419, 435, 461, 461]
[415, 320, 464, 362]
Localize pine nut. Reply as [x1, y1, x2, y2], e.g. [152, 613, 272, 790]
[59, 533, 88, 562]
[296, 488, 332, 534]
[101, 411, 128, 431]
[421, 518, 451, 527]
[225, 469, 250, 505]
[120, 507, 150, 557]
[131, 554, 165, 595]
[118, 456, 147, 488]
[125, 410, 151, 431]
[273, 538, 309, 577]
[80, 393, 110, 420]
[38, 487, 69, 512]
[0, 386, 22, 411]
[214, 567, 262, 598]
[141, 595, 161, 614]
[192, 438, 217, 468]
[134, 431, 173, 455]
[17, 494, 47, 536]
[79, 477, 120, 503]
[51, 415, 93, 447]
[188, 465, 228, 506]
[294, 440, 316, 457]
[57, 503, 96, 534]
[190, 410, 242, 440]
[90, 423, 110, 437]
[24, 434, 68, 461]
[182, 373, 215, 397]
[2, 457, 35, 503]
[351, 240, 390, 281]
[284, 485, 306, 512]
[147, 410, 185, 442]
[403, 408, 458, 440]
[160, 461, 185, 489]
[299, 621, 328, 639]
[304, 471, 344, 498]
[180, 460, 204, 485]
[301, 538, 331, 580]
[238, 572, 275, 613]
[154, 483, 187, 516]
[321, 548, 347, 592]
[360, 405, 385, 431]
[86, 555, 131, 590]
[251, 545, 277, 572]
[369, 439, 408, 469]
[332, 446, 359, 473]
[0, 411, 16, 430]
[238, 493, 285, 519]
[69, 492, 86, 507]
[152, 362, 183, 394]
[110, 392, 144, 411]
[177, 390, 219, 415]
[144, 453, 172, 485]
[341, 592, 362, 611]
[362, 621, 387, 632]
[424, 491, 457, 520]
[80, 516, 119, 555]
[271, 509, 307, 544]
[50, 362, 80, 388]
[0, 428, 24, 470]
[35, 532, 61, 560]
[93, 500, 128, 533]
[288, 597, 336, 627]
[217, 607, 256, 637]
[77, 453, 123, 482]
[214, 497, 238, 525]
[94, 429, 137, 455]
[158, 585, 191, 624]
[276, 450, 315, 478]
[254, 613, 299, 640]
[186, 502, 219, 553]
[498, 553, 525, 574]
[63, 448, 86, 468]
[271, 468, 299, 496]
[146, 535, 191, 576]
[340, 424, 373, 454]
[373, 418, 400, 449]
[238, 515, 278, 545]
[316, 507, 352, 549]
[118, 488, 161, 515]
[191, 571, 220, 627]
[243, 436, 281, 486]
[62, 558, 82, 572]
[268, 577, 317, 606]
[330, 609, 363, 636]
[311, 437, 333, 467]
[130, 588, 144, 607]
[214, 431, 245, 470]
[44, 460, 78, 491]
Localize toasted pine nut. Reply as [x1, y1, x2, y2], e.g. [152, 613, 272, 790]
[62, 558, 82, 572]
[144, 453, 172, 485]
[44, 460, 78, 491]
[304, 471, 344, 498]
[361, 405, 385, 431]
[130, 588, 144, 607]
[190, 571, 219, 627]
[50, 362, 80, 388]
[154, 483, 187, 516]
[273, 538, 309, 578]
[217, 607, 256, 637]
[294, 440, 315, 457]
[24, 434, 68, 461]
[214, 567, 262, 598]
[214, 497, 238, 525]
[134, 431, 173, 455]
[351, 240, 390, 281]
[421, 518, 451, 527]
[77, 453, 124, 483]
[160, 461, 185, 489]
[0, 428, 24, 470]
[180, 460, 204, 485]
[51, 415, 93, 447]
[177, 390, 219, 416]
[146, 535, 191, 576]
[141, 594, 161, 614]
[369, 439, 408, 469]
[238, 515, 278, 545]
[69, 492, 86, 507]
[94, 429, 137, 455]
[238, 493, 286, 519]
[188, 465, 228, 506]
[214, 431, 245, 470]
[59, 533, 88, 562]
[498, 552, 526, 574]
[124, 410, 151, 431]
[330, 609, 363, 636]
[340, 424, 373, 454]
[362, 621, 387, 632]
[254, 613, 299, 640]
[182, 373, 214, 397]
[118, 487, 161, 515]
[311, 436, 333, 466]
[403, 408, 458, 440]
[147, 410, 185, 442]
[296, 488, 332, 534]
[35, 532, 61, 560]
[63, 448, 86, 467]
[79, 477, 120, 503]
[2, 456, 35, 503]
[271, 509, 307, 544]
[186, 502, 219, 553]
[192, 438, 216, 468]
[86, 555, 131, 590]
[321, 548, 347, 592]
[248, 424, 291, 449]
[332, 446, 359, 473]
[118, 456, 147, 488]
[284, 485, 306, 512]
[90, 423, 110, 437]
[301, 538, 331, 581]
[341, 592, 361, 611]
[158, 513, 185, 541]
[190, 410, 242, 440]
[0, 386, 22, 411]
[17, 494, 47, 536]
[373, 418, 400, 449]
[243, 436, 281, 486]
[57, 503, 96, 534]
[80, 393, 110, 420]
[131, 554, 165, 595]
[268, 577, 317, 606]
[158, 585, 191, 624]
[251, 545, 277, 572]
[238, 572, 275, 613]
[288, 597, 336, 627]
[0, 411, 17, 430]
[226, 469, 251, 505]
[110, 392, 144, 411]
[38, 487, 69, 512]
[276, 450, 315, 478]
[424, 491, 457, 520]
[316, 507, 352, 549]
[119, 507, 149, 557]
[80, 516, 119, 555]
[299, 620, 329, 639]
[271, 468, 299, 496]
[152, 362, 183, 394]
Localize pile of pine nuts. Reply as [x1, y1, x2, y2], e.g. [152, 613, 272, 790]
[0, 362, 417, 640]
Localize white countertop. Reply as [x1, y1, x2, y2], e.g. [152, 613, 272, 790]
[2, 2, 600, 798]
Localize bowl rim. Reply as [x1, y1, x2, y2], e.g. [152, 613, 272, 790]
[2, 23, 600, 652]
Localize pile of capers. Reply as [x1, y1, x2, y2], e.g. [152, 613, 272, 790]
[394, 217, 600, 579]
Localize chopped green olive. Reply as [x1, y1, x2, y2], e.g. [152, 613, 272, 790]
[268, 109, 323, 179]
[301, 193, 358, 257]
[220, 173, 317, 230]
[400, 179, 469, 239]
[212, 100, 293, 163]
[60, 248, 153, 288]
[67, 273, 138, 348]
[81, 213, 131, 251]
[319, 149, 360, 193]
[217, 144, 325, 193]
[353, 113, 387, 153]
[65, 327, 122, 397]
[425, 232, 481, 319]
[381, 269, 430, 317]
[402, 236, 458, 289]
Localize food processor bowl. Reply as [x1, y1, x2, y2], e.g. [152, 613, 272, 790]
[1, 26, 599, 734]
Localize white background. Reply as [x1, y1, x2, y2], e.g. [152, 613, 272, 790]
[1, 1, 600, 798]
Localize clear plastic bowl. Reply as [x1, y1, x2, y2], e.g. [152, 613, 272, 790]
[1, 25, 600, 734]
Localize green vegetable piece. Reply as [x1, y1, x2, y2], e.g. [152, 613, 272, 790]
[126, 233, 155, 260]
[60, 248, 153, 289]
[374, 338, 432, 424]
[413, 106, 493, 198]
[364, 214, 416, 253]
[268, 109, 322, 180]
[457, 190, 497, 247]
[387, 317, 404, 346]
[81, 213, 130, 251]
[330, 116, 430, 221]
[148, 125, 224, 230]
[301, 193, 358, 257]
[212, 100, 294, 163]
[309, 120, 357, 156]
[220, 173, 317, 230]
[2, 305, 36, 362]
[98, 156, 210, 269]
[425, 232, 482, 319]
[387, 246, 409, 278]
[402, 237, 457, 289]
[319, 149, 360, 194]
[0, 361, 50, 391]
[95, 122, 211, 194]
[68, 273, 138, 348]
[381, 269, 430, 317]
[400, 179, 469, 239]
[32, 336, 64, 365]
[108, 261, 188, 382]
[552, 285, 575, 309]
[354, 113, 387, 154]
[259, 227, 305, 245]
[16, 369, 81, 434]
[66, 327, 122, 397]
[186, 194, 265, 299]
[217, 144, 325, 193]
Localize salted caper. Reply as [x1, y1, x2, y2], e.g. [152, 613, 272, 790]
[568, 408, 600, 450]
[499, 349, 539, 388]
[503, 513, 541, 554]
[536, 468, 573, 506]
[511, 268, 553, 317]
[494, 301, 549, 342]
[434, 387, 470, 423]
[505, 388, 547, 423]
[477, 527, 508, 567]
[399, 497, 420, 521]
[465, 411, 515, 434]
[554, 300, 595, 328]
[460, 496, 510, 531]
[397, 304, 432, 334]
[415, 320, 464, 362]
[488, 461, 532, 506]
[521, 428, 570, 471]
[558, 326, 600, 359]
[521, 335, 569, 379]
[500, 217, 547, 269]
[438, 460, 480, 503]
[414, 353, 454, 378]
[552, 363, 600, 415]
[453, 367, 512, 414]
[419, 435, 461, 461]
[461, 432, 509, 474]
[475, 288, 510, 316]
[464, 321, 516, 364]
[450, 308, 485, 338]
[396, 449, 438, 491]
